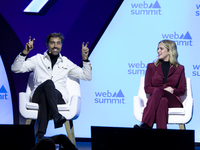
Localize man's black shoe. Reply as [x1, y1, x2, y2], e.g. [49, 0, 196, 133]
[134, 122, 152, 129]
[54, 114, 67, 128]
[35, 132, 44, 144]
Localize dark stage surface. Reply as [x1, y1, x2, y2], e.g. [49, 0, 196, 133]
[91, 126, 196, 150]
[0, 125, 199, 150]
[76, 141, 200, 150]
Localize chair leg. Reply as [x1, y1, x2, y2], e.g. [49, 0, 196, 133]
[25, 119, 32, 125]
[65, 121, 73, 143]
[64, 120, 76, 146]
[25, 119, 36, 125]
[179, 124, 186, 130]
[69, 120, 76, 146]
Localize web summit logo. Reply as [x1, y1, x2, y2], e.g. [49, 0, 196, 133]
[131, 1, 161, 15]
[0, 85, 8, 100]
[162, 31, 192, 46]
[128, 61, 147, 75]
[195, 4, 200, 16]
[94, 90, 125, 104]
[192, 64, 200, 76]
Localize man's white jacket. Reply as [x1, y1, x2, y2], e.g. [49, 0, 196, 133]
[11, 51, 92, 103]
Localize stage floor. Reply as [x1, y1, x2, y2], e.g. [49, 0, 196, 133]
[76, 141, 91, 150]
[76, 141, 200, 150]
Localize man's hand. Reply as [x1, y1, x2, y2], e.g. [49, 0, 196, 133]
[23, 36, 35, 55]
[164, 86, 174, 94]
[82, 42, 89, 60]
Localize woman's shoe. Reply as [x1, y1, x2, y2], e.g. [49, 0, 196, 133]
[134, 123, 152, 129]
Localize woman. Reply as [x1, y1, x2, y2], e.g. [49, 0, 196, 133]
[134, 40, 186, 129]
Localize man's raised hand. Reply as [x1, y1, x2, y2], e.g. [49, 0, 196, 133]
[23, 36, 35, 55]
[82, 42, 89, 60]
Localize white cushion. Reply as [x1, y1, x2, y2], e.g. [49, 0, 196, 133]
[168, 108, 185, 115]
[26, 102, 70, 111]
[140, 107, 185, 115]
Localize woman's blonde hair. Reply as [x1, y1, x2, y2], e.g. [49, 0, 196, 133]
[154, 40, 179, 67]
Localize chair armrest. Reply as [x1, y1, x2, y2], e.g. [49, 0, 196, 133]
[133, 96, 145, 122]
[19, 92, 30, 117]
[182, 96, 194, 123]
[60, 95, 81, 120]
[133, 96, 145, 108]
[69, 95, 81, 120]
[182, 96, 193, 110]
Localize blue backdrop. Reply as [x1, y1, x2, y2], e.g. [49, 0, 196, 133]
[0, 0, 200, 142]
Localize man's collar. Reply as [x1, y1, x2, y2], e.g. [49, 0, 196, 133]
[43, 50, 63, 62]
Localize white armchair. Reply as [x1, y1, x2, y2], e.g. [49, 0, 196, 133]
[133, 77, 193, 130]
[19, 72, 81, 145]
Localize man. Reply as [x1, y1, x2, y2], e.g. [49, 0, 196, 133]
[11, 33, 92, 143]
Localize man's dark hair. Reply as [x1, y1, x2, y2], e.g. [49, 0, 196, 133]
[46, 32, 64, 44]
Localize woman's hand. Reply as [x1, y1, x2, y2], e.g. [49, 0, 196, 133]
[164, 86, 174, 94]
